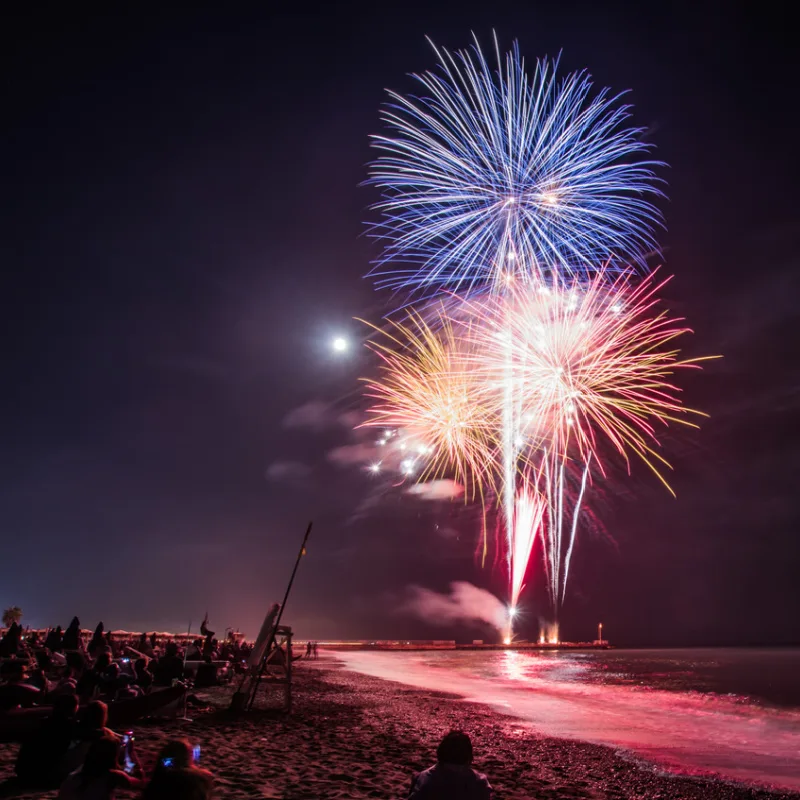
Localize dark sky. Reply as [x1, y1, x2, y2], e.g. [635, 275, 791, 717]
[2, 3, 798, 646]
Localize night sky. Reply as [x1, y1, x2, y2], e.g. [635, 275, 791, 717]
[2, 3, 798, 646]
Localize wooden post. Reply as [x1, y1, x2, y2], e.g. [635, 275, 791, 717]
[286, 630, 293, 714]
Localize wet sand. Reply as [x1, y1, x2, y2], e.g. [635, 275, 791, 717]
[1, 659, 796, 799]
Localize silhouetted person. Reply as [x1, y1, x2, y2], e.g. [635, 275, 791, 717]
[63, 617, 81, 651]
[61, 699, 118, 776]
[58, 735, 142, 799]
[194, 657, 218, 689]
[142, 740, 213, 800]
[50, 652, 81, 698]
[45, 625, 64, 652]
[133, 658, 153, 691]
[75, 700, 116, 742]
[0, 621, 22, 657]
[100, 664, 132, 701]
[153, 642, 184, 686]
[186, 638, 203, 661]
[408, 731, 493, 799]
[88, 623, 105, 657]
[305, 641, 312, 658]
[27, 650, 53, 692]
[15, 693, 80, 788]
[0, 659, 40, 711]
[312, 641, 318, 659]
[137, 633, 154, 658]
[77, 652, 112, 700]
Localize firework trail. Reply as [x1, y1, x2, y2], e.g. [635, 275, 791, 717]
[473, 271, 704, 489]
[509, 478, 546, 610]
[368, 34, 663, 295]
[471, 270, 707, 612]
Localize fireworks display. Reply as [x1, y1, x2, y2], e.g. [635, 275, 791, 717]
[361, 308, 499, 499]
[358, 36, 706, 639]
[368, 35, 663, 295]
[362, 275, 704, 620]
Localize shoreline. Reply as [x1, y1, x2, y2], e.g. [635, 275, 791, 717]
[1, 660, 797, 799]
[325, 658, 798, 800]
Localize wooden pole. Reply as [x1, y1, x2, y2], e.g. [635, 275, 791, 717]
[247, 521, 312, 710]
[286, 630, 293, 714]
[177, 621, 192, 721]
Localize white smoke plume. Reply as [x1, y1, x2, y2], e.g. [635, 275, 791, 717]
[406, 479, 464, 501]
[403, 581, 507, 635]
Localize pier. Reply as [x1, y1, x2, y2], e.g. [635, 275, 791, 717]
[302, 640, 612, 651]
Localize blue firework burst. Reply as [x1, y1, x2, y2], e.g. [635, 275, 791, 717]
[368, 35, 664, 295]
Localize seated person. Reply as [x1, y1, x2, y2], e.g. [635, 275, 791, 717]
[141, 740, 213, 800]
[58, 734, 142, 799]
[44, 627, 63, 652]
[408, 730, 493, 799]
[100, 664, 133, 696]
[136, 633, 155, 658]
[26, 650, 54, 692]
[153, 643, 185, 686]
[62, 618, 81, 652]
[193, 657, 218, 689]
[0, 622, 23, 657]
[185, 639, 203, 662]
[0, 660, 41, 711]
[77, 652, 112, 700]
[15, 693, 80, 788]
[133, 658, 153, 691]
[52, 651, 86, 697]
[87, 624, 106, 658]
[76, 700, 116, 740]
[62, 700, 119, 776]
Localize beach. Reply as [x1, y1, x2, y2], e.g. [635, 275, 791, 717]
[1, 657, 797, 799]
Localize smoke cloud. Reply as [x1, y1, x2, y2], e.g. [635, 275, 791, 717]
[402, 581, 507, 635]
[406, 479, 464, 501]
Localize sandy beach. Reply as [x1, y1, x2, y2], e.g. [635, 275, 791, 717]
[1, 658, 797, 799]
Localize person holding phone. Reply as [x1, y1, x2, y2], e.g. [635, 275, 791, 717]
[58, 735, 143, 799]
[121, 733, 138, 775]
[62, 700, 119, 775]
[141, 740, 213, 800]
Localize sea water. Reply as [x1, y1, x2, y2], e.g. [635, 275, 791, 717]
[336, 648, 800, 791]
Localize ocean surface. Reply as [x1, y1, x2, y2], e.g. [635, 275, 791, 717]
[336, 648, 800, 792]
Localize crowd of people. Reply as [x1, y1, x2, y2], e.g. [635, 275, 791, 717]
[2, 619, 495, 798]
[0, 617, 254, 706]
[0, 616, 252, 798]
[15, 697, 215, 800]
